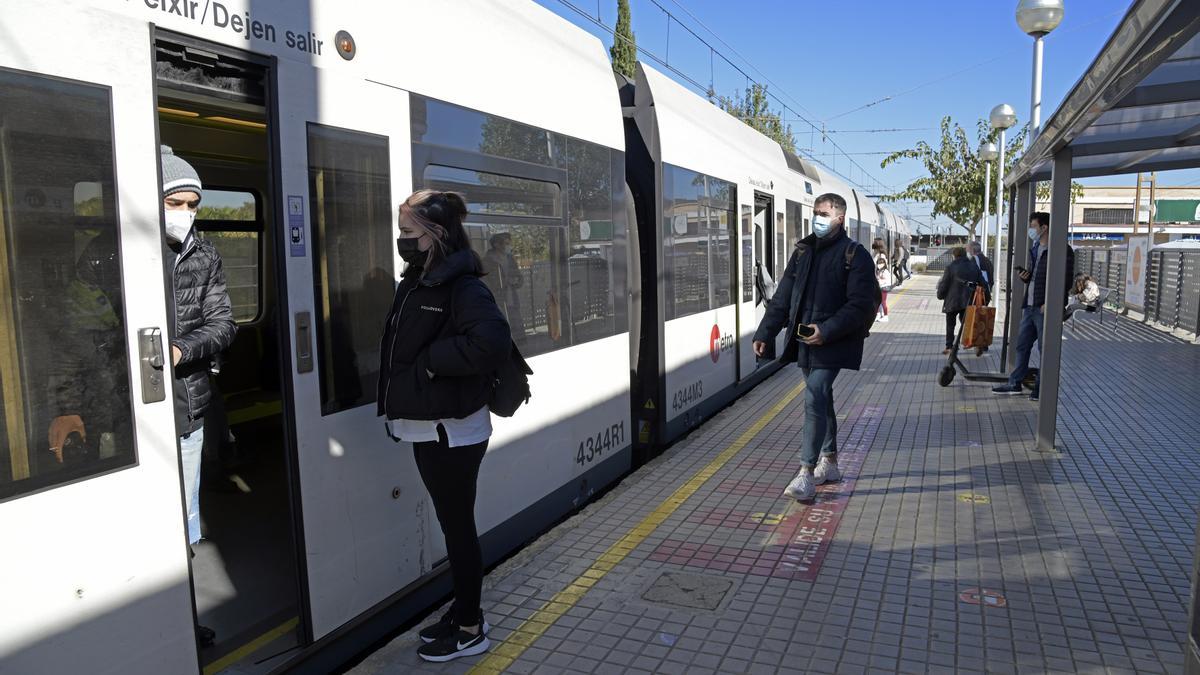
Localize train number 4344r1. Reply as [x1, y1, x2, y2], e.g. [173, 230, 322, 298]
[576, 421, 626, 466]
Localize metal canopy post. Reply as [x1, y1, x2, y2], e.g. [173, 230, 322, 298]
[1036, 147, 1073, 453]
[1008, 182, 1033, 367]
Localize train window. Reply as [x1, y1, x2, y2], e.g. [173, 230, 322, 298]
[785, 199, 802, 250]
[662, 165, 737, 320]
[412, 95, 627, 354]
[198, 189, 260, 323]
[775, 212, 786, 280]
[307, 123, 395, 415]
[0, 69, 135, 501]
[423, 165, 561, 219]
[741, 205, 753, 303]
[411, 96, 565, 169]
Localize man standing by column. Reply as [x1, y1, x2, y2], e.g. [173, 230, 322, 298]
[992, 211, 1072, 401]
[752, 193, 877, 502]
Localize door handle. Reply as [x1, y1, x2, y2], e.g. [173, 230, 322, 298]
[295, 311, 313, 373]
[137, 327, 166, 404]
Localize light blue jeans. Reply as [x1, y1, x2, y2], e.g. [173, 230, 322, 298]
[800, 368, 840, 468]
[179, 428, 204, 545]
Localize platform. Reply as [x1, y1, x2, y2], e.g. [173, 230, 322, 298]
[350, 273, 1199, 675]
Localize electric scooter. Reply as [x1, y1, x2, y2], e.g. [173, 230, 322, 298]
[938, 281, 1009, 387]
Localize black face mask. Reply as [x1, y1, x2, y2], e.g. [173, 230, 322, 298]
[396, 236, 426, 265]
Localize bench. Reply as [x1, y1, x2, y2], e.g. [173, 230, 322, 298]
[1069, 286, 1114, 332]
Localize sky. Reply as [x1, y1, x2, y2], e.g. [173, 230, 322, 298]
[534, 0, 1200, 234]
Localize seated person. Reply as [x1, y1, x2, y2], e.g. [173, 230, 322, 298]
[1065, 273, 1100, 318]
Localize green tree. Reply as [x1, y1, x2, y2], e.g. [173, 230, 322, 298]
[880, 117, 1030, 240]
[610, 0, 638, 79]
[715, 83, 796, 153]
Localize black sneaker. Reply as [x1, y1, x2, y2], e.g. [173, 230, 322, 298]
[1030, 390, 1039, 401]
[197, 625, 216, 648]
[419, 607, 490, 644]
[417, 628, 490, 662]
[992, 384, 1023, 395]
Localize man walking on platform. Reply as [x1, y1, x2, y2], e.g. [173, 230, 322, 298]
[992, 211, 1073, 401]
[752, 193, 877, 502]
[968, 240, 994, 303]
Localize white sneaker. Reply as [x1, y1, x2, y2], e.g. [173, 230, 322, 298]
[783, 471, 815, 501]
[813, 457, 841, 485]
[879, 315, 890, 323]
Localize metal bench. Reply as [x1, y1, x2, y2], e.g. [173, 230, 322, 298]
[1069, 286, 1114, 332]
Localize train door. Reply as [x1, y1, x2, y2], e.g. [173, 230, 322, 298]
[274, 63, 428, 641]
[752, 192, 774, 327]
[152, 35, 304, 671]
[0, 8, 199, 673]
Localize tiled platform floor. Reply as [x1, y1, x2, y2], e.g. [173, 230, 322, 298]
[351, 274, 1200, 675]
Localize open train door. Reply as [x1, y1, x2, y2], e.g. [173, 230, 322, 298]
[0, 4, 199, 673]
[273, 65, 429, 641]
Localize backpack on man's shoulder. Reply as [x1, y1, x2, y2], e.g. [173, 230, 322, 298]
[844, 244, 883, 334]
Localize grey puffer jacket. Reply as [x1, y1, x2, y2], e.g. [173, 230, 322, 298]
[171, 232, 237, 434]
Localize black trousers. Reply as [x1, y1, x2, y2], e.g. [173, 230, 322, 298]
[413, 428, 488, 627]
[945, 310, 965, 349]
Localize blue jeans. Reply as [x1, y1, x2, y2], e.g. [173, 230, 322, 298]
[1007, 307, 1045, 390]
[800, 368, 839, 468]
[179, 428, 204, 545]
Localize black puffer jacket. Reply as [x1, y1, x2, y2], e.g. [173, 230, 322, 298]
[377, 250, 511, 421]
[171, 233, 237, 434]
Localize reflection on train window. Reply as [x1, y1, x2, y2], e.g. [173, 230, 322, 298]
[785, 199, 803, 251]
[410, 96, 565, 168]
[198, 189, 260, 323]
[0, 69, 134, 501]
[662, 165, 737, 321]
[307, 123, 395, 415]
[740, 204, 753, 303]
[412, 94, 627, 356]
[200, 231, 259, 323]
[776, 212, 786, 281]
[423, 165, 561, 219]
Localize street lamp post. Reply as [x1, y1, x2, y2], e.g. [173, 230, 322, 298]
[990, 104, 1017, 298]
[1017, 0, 1065, 147]
[979, 141, 999, 260]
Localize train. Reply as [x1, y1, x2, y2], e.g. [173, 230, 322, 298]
[0, 1, 912, 673]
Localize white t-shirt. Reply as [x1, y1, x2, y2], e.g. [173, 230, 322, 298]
[387, 406, 492, 448]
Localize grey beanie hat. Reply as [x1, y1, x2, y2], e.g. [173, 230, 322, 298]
[161, 145, 203, 199]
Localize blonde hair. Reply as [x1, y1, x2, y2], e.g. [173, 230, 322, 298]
[398, 189, 474, 275]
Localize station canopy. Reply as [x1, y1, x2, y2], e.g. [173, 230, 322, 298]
[1006, 0, 1200, 186]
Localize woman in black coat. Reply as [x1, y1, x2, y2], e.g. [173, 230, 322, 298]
[936, 246, 984, 353]
[377, 190, 511, 663]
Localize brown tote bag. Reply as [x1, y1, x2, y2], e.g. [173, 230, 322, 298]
[962, 286, 995, 348]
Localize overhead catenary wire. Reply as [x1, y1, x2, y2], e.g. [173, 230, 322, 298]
[551, 0, 897, 197]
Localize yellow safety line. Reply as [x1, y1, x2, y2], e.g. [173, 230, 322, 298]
[202, 616, 299, 675]
[469, 380, 808, 674]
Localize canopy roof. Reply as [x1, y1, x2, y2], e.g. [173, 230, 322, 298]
[1006, 0, 1200, 186]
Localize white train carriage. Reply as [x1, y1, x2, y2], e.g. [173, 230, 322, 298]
[0, 1, 630, 673]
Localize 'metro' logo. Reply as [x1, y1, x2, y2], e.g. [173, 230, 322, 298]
[709, 325, 734, 363]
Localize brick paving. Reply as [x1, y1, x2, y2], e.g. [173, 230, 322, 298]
[350, 273, 1200, 674]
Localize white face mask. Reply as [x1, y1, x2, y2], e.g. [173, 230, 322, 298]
[164, 209, 196, 243]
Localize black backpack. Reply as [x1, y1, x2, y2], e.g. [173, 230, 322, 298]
[844, 245, 882, 334]
[489, 341, 533, 417]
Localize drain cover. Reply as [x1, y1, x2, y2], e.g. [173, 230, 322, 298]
[641, 572, 733, 611]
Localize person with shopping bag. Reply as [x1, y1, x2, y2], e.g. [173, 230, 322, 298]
[936, 247, 984, 354]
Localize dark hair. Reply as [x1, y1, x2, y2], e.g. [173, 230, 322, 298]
[399, 189, 480, 274]
[489, 232, 512, 249]
[1030, 211, 1050, 228]
[814, 193, 847, 215]
[871, 238, 885, 254]
[951, 246, 967, 258]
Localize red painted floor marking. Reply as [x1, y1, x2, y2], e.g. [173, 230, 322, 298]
[649, 405, 886, 581]
[959, 587, 1007, 608]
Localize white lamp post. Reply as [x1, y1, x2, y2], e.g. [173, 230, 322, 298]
[1017, 0, 1064, 147]
[990, 104, 1017, 298]
[979, 141, 998, 252]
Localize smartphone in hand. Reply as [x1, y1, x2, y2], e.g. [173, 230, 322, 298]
[796, 323, 815, 338]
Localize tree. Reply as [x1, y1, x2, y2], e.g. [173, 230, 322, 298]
[880, 116, 1086, 239]
[880, 117, 1031, 240]
[715, 83, 797, 153]
[610, 0, 637, 79]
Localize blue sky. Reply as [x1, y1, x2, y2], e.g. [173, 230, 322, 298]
[535, 0, 1200, 234]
